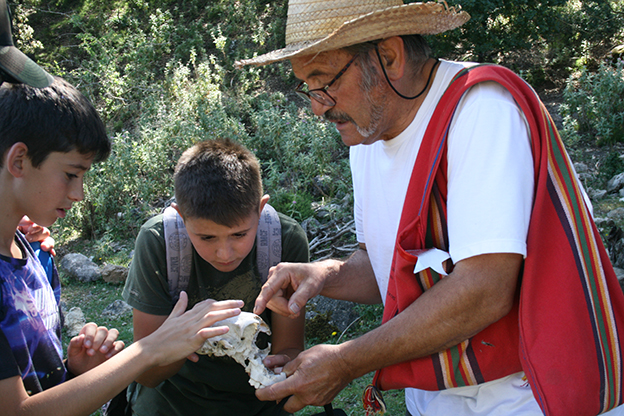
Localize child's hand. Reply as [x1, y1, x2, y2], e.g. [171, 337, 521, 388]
[18, 215, 56, 256]
[144, 292, 243, 367]
[66, 323, 125, 375]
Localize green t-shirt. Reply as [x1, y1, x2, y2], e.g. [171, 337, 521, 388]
[122, 212, 309, 416]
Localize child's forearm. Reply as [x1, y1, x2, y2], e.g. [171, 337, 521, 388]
[4, 341, 158, 416]
[134, 358, 187, 388]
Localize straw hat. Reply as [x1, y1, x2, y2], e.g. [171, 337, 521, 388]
[0, 0, 53, 87]
[235, 0, 469, 68]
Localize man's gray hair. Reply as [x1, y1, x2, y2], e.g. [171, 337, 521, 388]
[343, 35, 431, 85]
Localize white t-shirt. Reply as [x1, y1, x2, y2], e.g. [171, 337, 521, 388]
[350, 59, 537, 415]
[351, 60, 533, 302]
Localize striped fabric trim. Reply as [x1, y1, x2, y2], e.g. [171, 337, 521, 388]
[431, 339, 483, 389]
[448, 65, 624, 409]
[542, 103, 623, 412]
[419, 133, 485, 389]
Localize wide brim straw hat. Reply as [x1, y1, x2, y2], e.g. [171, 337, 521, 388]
[0, 0, 53, 88]
[236, 0, 470, 68]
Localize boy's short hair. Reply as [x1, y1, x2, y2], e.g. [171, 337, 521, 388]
[0, 76, 110, 168]
[174, 138, 263, 226]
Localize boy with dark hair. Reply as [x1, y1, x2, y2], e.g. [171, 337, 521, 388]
[0, 76, 243, 416]
[123, 138, 309, 416]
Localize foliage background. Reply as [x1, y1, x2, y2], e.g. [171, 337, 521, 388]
[6, 0, 622, 243]
[8, 0, 624, 414]
[9, 0, 623, 243]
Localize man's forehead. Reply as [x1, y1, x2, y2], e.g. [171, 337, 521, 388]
[290, 49, 352, 78]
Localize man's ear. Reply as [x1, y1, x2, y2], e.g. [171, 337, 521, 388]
[6, 143, 29, 178]
[376, 36, 406, 81]
[259, 194, 270, 215]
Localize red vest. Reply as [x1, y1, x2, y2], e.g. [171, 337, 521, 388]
[366, 65, 624, 416]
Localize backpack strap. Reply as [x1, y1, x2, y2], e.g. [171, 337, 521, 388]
[163, 206, 192, 301]
[255, 204, 282, 284]
[163, 204, 282, 300]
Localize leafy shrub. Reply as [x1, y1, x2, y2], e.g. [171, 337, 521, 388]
[54, 57, 352, 241]
[241, 93, 351, 220]
[21, 0, 622, 243]
[597, 151, 624, 188]
[430, 0, 624, 87]
[560, 61, 624, 146]
[56, 60, 248, 239]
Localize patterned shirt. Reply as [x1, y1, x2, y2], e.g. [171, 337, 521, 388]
[0, 231, 66, 395]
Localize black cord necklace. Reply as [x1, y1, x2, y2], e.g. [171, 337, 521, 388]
[375, 45, 439, 100]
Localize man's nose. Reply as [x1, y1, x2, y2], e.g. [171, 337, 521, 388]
[310, 99, 333, 117]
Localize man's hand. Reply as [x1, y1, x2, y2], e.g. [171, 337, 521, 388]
[18, 215, 56, 256]
[256, 344, 353, 413]
[66, 323, 125, 375]
[253, 262, 328, 318]
[254, 250, 381, 318]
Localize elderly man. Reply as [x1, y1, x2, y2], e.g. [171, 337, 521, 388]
[236, 1, 624, 416]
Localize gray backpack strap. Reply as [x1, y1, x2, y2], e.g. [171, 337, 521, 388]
[256, 204, 281, 283]
[163, 206, 192, 301]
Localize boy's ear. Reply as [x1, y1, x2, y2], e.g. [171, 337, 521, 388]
[259, 194, 270, 215]
[171, 202, 184, 219]
[6, 143, 30, 178]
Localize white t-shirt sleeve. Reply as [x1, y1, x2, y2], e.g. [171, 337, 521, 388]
[446, 81, 534, 263]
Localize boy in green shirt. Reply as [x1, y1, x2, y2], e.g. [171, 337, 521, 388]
[123, 138, 308, 416]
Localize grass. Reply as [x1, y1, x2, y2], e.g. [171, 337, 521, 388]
[59, 265, 407, 416]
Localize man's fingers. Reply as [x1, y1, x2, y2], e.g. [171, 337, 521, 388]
[254, 282, 282, 315]
[263, 296, 293, 317]
[284, 284, 319, 318]
[282, 394, 306, 414]
[256, 376, 296, 402]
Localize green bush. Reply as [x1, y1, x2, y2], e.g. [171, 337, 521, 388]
[54, 58, 352, 241]
[429, 0, 624, 87]
[560, 61, 624, 146]
[16, 0, 623, 243]
[56, 60, 248, 239]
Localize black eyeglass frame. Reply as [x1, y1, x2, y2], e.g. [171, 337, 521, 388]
[294, 54, 358, 107]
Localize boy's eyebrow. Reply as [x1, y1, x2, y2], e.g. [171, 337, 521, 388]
[192, 225, 253, 238]
[68, 162, 91, 171]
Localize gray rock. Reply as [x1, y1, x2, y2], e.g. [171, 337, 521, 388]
[607, 208, 624, 222]
[101, 300, 132, 319]
[101, 264, 129, 284]
[306, 295, 359, 333]
[574, 162, 589, 173]
[607, 172, 624, 193]
[60, 253, 101, 282]
[64, 307, 86, 337]
[588, 188, 607, 200]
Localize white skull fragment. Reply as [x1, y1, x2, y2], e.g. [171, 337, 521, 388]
[196, 311, 287, 389]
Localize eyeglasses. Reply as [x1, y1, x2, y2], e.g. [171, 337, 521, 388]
[294, 54, 358, 107]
